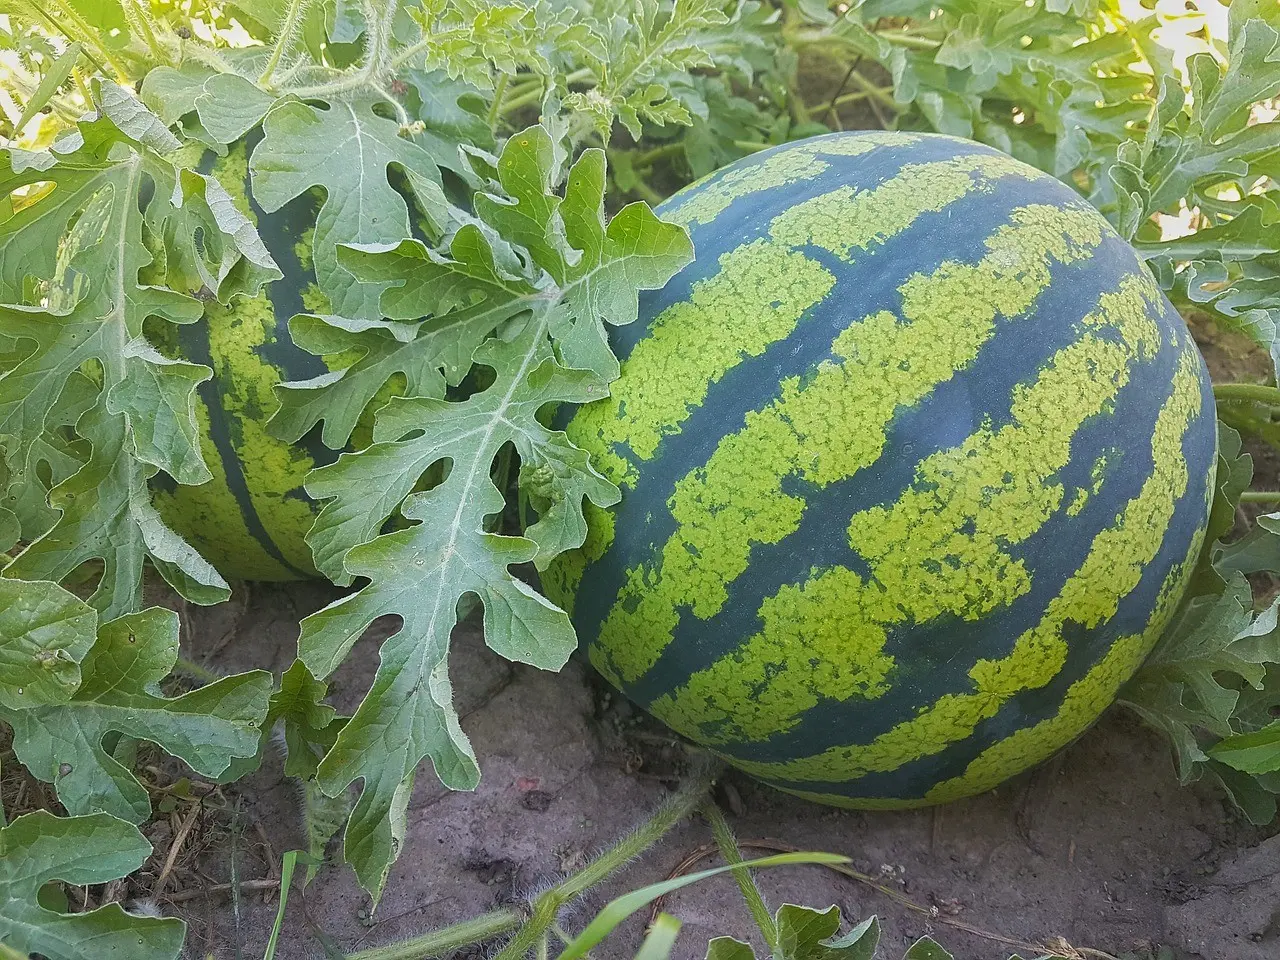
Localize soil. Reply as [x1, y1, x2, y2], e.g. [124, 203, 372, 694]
[163, 581, 1279, 960]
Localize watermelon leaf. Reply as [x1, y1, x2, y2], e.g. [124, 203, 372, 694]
[901, 940, 951, 960]
[1120, 422, 1280, 823]
[0, 578, 96, 712]
[1208, 720, 1280, 776]
[0, 83, 279, 618]
[291, 125, 689, 900]
[0, 604, 272, 824]
[0, 810, 185, 960]
[247, 96, 454, 320]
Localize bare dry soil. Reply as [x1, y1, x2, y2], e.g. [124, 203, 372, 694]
[165, 571, 1279, 960]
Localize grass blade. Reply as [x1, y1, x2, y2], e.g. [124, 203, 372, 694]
[555, 852, 848, 960]
[262, 849, 299, 960]
[634, 913, 682, 960]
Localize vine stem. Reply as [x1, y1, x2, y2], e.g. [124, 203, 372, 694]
[505, 68, 596, 116]
[1239, 491, 1280, 504]
[287, 0, 397, 99]
[120, 0, 165, 64]
[832, 86, 893, 109]
[491, 759, 723, 960]
[1214, 383, 1280, 406]
[346, 760, 722, 960]
[260, 0, 313, 85]
[345, 911, 524, 960]
[22, 0, 118, 77]
[487, 73, 510, 133]
[844, 70, 898, 111]
[704, 802, 776, 951]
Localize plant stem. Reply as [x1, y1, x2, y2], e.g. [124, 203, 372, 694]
[346, 761, 720, 960]
[260, 0, 312, 85]
[491, 760, 722, 960]
[1240, 491, 1280, 504]
[501, 81, 548, 117]
[289, 0, 396, 100]
[704, 802, 776, 951]
[833, 86, 892, 109]
[345, 910, 523, 960]
[175, 657, 222, 685]
[121, 0, 165, 64]
[21, 0, 114, 76]
[877, 30, 942, 50]
[563, 761, 720, 902]
[630, 141, 683, 168]
[488, 72, 510, 133]
[845, 70, 898, 110]
[628, 178, 665, 206]
[374, 82, 410, 126]
[1214, 383, 1280, 406]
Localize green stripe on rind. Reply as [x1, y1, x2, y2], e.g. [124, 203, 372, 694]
[766, 151, 1034, 259]
[154, 147, 320, 581]
[589, 202, 1107, 690]
[154, 397, 298, 582]
[780, 519, 1207, 809]
[665, 132, 918, 228]
[725, 342, 1205, 785]
[569, 240, 837, 487]
[649, 273, 1165, 747]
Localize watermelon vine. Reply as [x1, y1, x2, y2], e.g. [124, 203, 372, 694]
[2, 1, 1280, 957]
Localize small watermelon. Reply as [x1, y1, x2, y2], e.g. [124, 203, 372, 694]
[152, 143, 335, 581]
[544, 131, 1217, 808]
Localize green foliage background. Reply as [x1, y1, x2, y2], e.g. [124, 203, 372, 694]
[2, 1, 1280, 957]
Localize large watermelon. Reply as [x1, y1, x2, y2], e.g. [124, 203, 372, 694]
[152, 143, 335, 582]
[543, 131, 1217, 808]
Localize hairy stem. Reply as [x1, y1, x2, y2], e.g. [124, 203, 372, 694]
[629, 141, 683, 168]
[491, 759, 723, 960]
[499, 68, 596, 118]
[374, 83, 410, 125]
[628, 178, 665, 206]
[260, 0, 314, 85]
[345, 911, 523, 960]
[488, 72, 511, 133]
[1214, 383, 1280, 406]
[174, 657, 223, 686]
[4, 64, 81, 124]
[705, 802, 776, 950]
[120, 0, 165, 64]
[25, 0, 123, 76]
[832, 86, 893, 109]
[501, 81, 549, 117]
[288, 0, 397, 99]
[876, 30, 943, 50]
[845, 70, 899, 110]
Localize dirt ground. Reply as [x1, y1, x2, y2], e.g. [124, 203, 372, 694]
[154, 575, 1273, 960]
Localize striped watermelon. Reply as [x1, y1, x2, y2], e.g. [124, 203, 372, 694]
[152, 144, 333, 581]
[543, 131, 1217, 807]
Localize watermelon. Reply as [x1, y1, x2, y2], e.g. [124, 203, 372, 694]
[543, 131, 1217, 808]
[151, 143, 333, 582]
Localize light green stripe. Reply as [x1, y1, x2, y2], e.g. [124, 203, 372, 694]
[782, 523, 1206, 809]
[666, 132, 917, 228]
